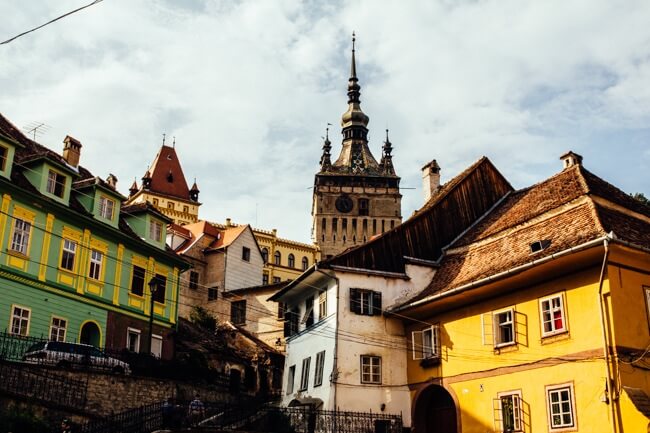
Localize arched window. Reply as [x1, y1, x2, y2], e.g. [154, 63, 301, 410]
[288, 254, 295, 268]
[302, 257, 309, 270]
[274, 251, 281, 265]
[261, 247, 269, 263]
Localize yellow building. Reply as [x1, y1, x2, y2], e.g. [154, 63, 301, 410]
[393, 152, 650, 432]
[126, 144, 200, 225]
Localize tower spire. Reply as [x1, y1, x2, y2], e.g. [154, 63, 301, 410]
[380, 129, 395, 175]
[341, 32, 369, 134]
[320, 124, 332, 170]
[350, 31, 357, 79]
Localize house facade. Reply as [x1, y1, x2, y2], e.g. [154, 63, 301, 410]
[0, 113, 188, 360]
[393, 153, 650, 432]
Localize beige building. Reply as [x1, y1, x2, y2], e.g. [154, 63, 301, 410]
[126, 144, 200, 225]
[312, 36, 402, 258]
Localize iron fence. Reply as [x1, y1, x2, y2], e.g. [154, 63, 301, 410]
[0, 361, 87, 410]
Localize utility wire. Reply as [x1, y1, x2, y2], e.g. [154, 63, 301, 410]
[1, 0, 104, 46]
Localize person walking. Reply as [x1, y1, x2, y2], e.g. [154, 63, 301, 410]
[188, 393, 205, 427]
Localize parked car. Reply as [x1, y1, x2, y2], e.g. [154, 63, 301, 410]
[22, 341, 131, 374]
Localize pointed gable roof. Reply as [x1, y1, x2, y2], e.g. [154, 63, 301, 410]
[145, 145, 191, 200]
[322, 157, 513, 273]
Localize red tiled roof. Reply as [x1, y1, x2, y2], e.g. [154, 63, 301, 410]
[145, 145, 191, 200]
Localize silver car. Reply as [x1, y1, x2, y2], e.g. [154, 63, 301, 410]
[23, 341, 131, 374]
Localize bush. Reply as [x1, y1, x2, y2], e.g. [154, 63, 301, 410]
[0, 406, 50, 433]
[189, 306, 217, 332]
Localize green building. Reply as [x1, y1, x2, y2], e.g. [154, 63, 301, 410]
[0, 113, 188, 359]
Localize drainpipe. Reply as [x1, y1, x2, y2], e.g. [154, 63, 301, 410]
[315, 264, 339, 410]
[597, 235, 617, 433]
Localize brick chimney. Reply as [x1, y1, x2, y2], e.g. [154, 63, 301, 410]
[62, 135, 82, 168]
[422, 159, 441, 203]
[106, 173, 118, 189]
[560, 151, 583, 169]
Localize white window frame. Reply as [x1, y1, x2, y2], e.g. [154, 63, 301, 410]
[99, 196, 115, 220]
[496, 390, 523, 432]
[644, 286, 650, 330]
[60, 239, 77, 271]
[46, 169, 66, 197]
[318, 290, 327, 320]
[150, 334, 163, 358]
[314, 350, 325, 387]
[88, 249, 103, 280]
[540, 294, 567, 337]
[287, 365, 295, 395]
[127, 327, 141, 353]
[494, 308, 515, 347]
[10, 218, 31, 255]
[10, 305, 30, 336]
[546, 383, 576, 430]
[299, 357, 311, 391]
[149, 220, 163, 242]
[360, 355, 381, 384]
[412, 325, 441, 360]
[49, 316, 67, 342]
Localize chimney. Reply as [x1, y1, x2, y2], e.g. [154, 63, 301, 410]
[560, 151, 583, 169]
[422, 159, 441, 203]
[106, 173, 118, 189]
[226, 218, 232, 227]
[62, 135, 82, 167]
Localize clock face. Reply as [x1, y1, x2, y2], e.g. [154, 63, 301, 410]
[335, 195, 354, 213]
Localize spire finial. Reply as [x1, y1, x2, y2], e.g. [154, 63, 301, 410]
[385, 128, 389, 141]
[173, 136, 176, 148]
[162, 133, 166, 146]
[326, 122, 332, 141]
[350, 31, 357, 79]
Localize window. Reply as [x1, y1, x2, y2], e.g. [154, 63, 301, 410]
[49, 317, 67, 342]
[359, 198, 369, 216]
[546, 384, 575, 430]
[60, 239, 77, 271]
[183, 205, 189, 213]
[412, 325, 441, 360]
[242, 246, 251, 262]
[46, 169, 66, 197]
[314, 351, 325, 387]
[152, 198, 159, 206]
[299, 357, 311, 391]
[231, 300, 246, 325]
[152, 274, 166, 303]
[10, 305, 30, 336]
[288, 254, 295, 268]
[10, 218, 31, 255]
[360, 355, 381, 384]
[167, 202, 174, 210]
[262, 272, 269, 285]
[273, 276, 281, 284]
[149, 220, 162, 242]
[0, 145, 7, 171]
[497, 392, 522, 432]
[302, 297, 314, 327]
[284, 307, 299, 337]
[350, 288, 382, 316]
[88, 249, 103, 280]
[540, 294, 566, 336]
[318, 290, 327, 319]
[261, 248, 269, 263]
[302, 256, 309, 270]
[494, 309, 515, 347]
[150, 334, 163, 358]
[130, 265, 146, 296]
[189, 271, 199, 290]
[277, 302, 286, 319]
[99, 196, 115, 220]
[127, 328, 141, 352]
[287, 365, 296, 394]
[274, 251, 281, 265]
[208, 287, 218, 301]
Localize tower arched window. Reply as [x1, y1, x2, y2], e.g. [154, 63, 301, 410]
[302, 257, 309, 270]
[274, 251, 281, 266]
[288, 254, 295, 268]
[261, 248, 269, 264]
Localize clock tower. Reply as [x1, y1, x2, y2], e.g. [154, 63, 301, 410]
[312, 34, 402, 258]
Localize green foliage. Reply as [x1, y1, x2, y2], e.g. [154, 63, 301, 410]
[0, 405, 49, 433]
[189, 306, 217, 332]
[632, 192, 649, 206]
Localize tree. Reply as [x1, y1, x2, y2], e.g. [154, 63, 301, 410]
[632, 192, 649, 206]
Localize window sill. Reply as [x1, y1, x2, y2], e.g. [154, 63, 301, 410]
[541, 331, 570, 344]
[6, 249, 29, 260]
[360, 381, 382, 385]
[494, 342, 518, 354]
[420, 356, 441, 368]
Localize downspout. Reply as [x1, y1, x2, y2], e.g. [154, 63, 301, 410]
[597, 236, 617, 433]
[315, 264, 339, 410]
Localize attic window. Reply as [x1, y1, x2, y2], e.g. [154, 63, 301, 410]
[167, 171, 173, 182]
[530, 239, 551, 254]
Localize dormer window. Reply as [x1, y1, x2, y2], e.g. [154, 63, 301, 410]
[99, 196, 115, 220]
[149, 220, 163, 242]
[46, 169, 66, 198]
[0, 145, 7, 171]
[530, 239, 551, 254]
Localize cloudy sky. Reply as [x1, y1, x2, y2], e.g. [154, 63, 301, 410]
[1, 0, 649, 243]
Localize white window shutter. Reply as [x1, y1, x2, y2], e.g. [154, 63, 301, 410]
[412, 331, 423, 360]
[432, 325, 441, 357]
[482, 313, 493, 346]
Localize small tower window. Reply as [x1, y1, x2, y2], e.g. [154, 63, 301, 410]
[288, 254, 295, 268]
[274, 251, 281, 266]
[359, 199, 369, 216]
[530, 239, 552, 254]
[261, 248, 269, 263]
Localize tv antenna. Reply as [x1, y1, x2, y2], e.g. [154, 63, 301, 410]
[22, 122, 51, 141]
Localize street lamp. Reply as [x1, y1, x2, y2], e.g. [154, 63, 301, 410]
[146, 277, 158, 356]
